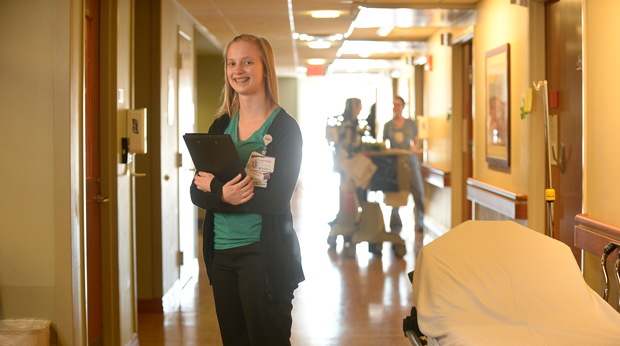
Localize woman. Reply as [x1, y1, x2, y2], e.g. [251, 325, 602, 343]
[383, 96, 425, 258]
[190, 34, 303, 346]
[337, 97, 362, 158]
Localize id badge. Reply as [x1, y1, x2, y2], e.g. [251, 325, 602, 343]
[246, 151, 275, 187]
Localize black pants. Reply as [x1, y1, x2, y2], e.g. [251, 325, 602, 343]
[211, 243, 294, 346]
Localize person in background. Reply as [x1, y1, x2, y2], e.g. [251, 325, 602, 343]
[365, 103, 377, 140]
[337, 97, 363, 158]
[190, 34, 303, 346]
[382, 95, 425, 257]
[329, 97, 363, 226]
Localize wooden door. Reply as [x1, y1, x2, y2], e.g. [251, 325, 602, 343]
[545, 0, 583, 264]
[85, 0, 103, 344]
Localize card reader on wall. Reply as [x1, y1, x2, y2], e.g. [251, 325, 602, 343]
[127, 108, 147, 154]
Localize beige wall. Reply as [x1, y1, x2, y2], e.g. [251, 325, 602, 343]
[582, 0, 620, 300]
[0, 0, 82, 344]
[469, 0, 547, 231]
[0, 0, 57, 319]
[474, 0, 531, 193]
[0, 0, 75, 344]
[278, 77, 299, 120]
[197, 54, 224, 133]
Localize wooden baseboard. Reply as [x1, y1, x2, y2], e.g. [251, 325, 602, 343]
[137, 298, 163, 313]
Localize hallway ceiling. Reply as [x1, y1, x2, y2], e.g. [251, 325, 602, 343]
[182, 0, 479, 76]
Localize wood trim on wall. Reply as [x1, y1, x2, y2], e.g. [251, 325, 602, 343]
[420, 163, 451, 188]
[466, 178, 527, 220]
[574, 214, 620, 261]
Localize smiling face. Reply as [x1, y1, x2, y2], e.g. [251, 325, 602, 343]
[226, 40, 266, 97]
[393, 98, 405, 118]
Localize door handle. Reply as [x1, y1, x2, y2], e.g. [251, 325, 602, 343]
[96, 194, 110, 203]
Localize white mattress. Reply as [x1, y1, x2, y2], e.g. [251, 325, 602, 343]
[412, 221, 620, 346]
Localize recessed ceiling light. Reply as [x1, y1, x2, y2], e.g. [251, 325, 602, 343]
[308, 59, 326, 65]
[308, 41, 331, 49]
[312, 11, 340, 18]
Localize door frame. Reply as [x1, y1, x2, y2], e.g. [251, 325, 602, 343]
[451, 30, 475, 226]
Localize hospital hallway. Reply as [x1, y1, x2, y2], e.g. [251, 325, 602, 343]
[137, 136, 419, 345]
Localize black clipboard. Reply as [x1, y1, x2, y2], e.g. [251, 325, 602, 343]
[183, 133, 246, 183]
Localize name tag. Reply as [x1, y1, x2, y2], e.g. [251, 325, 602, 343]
[246, 151, 275, 187]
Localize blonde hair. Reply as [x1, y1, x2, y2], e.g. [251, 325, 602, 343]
[217, 34, 280, 118]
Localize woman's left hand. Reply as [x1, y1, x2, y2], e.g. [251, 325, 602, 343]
[195, 172, 215, 192]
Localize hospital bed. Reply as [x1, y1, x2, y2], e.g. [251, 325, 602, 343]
[403, 220, 620, 346]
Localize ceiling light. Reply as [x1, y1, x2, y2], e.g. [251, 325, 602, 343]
[308, 41, 331, 49]
[338, 40, 426, 56]
[413, 56, 427, 65]
[358, 52, 371, 58]
[312, 11, 340, 18]
[308, 59, 326, 65]
[376, 26, 393, 37]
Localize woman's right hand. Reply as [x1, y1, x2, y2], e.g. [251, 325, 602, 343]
[221, 174, 254, 205]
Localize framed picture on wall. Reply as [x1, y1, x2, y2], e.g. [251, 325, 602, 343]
[485, 43, 511, 167]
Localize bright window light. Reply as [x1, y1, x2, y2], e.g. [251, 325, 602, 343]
[312, 11, 340, 18]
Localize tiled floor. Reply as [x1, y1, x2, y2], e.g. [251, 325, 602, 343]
[138, 137, 419, 345]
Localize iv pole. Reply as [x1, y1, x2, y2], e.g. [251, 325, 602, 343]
[533, 80, 555, 238]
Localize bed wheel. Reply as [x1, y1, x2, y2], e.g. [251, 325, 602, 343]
[327, 235, 337, 249]
[368, 242, 383, 254]
[345, 243, 356, 257]
[393, 244, 407, 258]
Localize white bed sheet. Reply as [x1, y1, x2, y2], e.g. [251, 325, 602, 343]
[412, 221, 620, 346]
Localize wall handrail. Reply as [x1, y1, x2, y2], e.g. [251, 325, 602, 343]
[466, 178, 527, 220]
[420, 162, 451, 188]
[575, 214, 620, 238]
[466, 178, 527, 201]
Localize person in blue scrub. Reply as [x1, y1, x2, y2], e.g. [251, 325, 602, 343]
[383, 96, 425, 257]
[190, 34, 303, 346]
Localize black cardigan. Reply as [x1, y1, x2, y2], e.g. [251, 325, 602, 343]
[190, 108, 304, 300]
